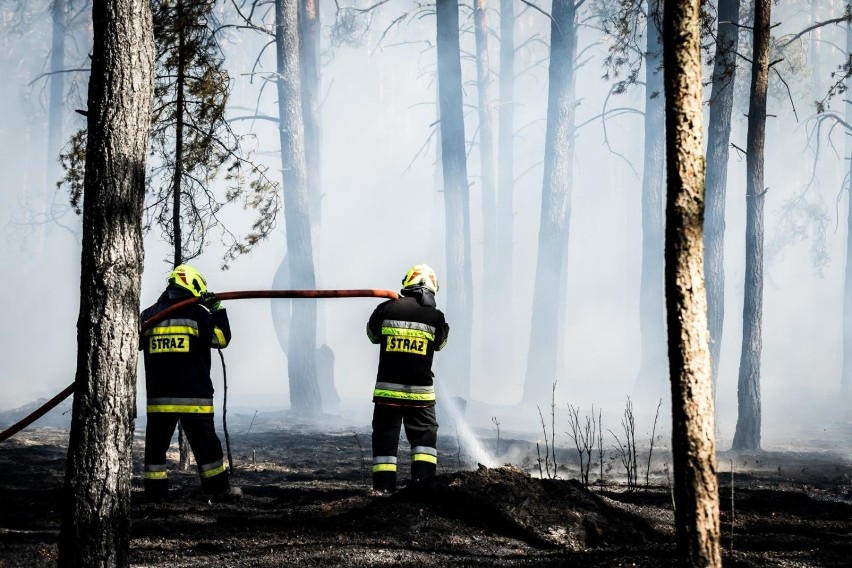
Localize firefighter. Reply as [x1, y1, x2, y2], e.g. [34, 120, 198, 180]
[140, 264, 238, 500]
[367, 264, 449, 493]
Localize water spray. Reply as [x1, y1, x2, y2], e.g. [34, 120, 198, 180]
[436, 382, 495, 468]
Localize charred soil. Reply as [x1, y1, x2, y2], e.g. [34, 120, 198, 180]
[1, 424, 851, 567]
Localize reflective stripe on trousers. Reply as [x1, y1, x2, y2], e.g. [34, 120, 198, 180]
[373, 455, 398, 473]
[411, 445, 438, 464]
[198, 458, 226, 479]
[147, 397, 214, 414]
[144, 463, 167, 480]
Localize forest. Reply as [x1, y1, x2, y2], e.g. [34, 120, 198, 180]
[0, 0, 851, 566]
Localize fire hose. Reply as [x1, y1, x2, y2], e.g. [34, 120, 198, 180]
[0, 289, 399, 444]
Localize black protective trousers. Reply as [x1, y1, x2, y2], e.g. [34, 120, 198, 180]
[371, 403, 438, 492]
[144, 413, 229, 498]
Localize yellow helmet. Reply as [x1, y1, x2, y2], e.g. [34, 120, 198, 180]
[401, 264, 439, 293]
[169, 264, 208, 297]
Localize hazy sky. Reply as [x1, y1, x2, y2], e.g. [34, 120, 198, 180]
[1, 1, 850, 445]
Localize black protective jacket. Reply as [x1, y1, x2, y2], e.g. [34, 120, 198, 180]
[140, 285, 231, 412]
[367, 287, 449, 406]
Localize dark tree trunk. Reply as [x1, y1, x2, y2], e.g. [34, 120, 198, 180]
[276, 0, 320, 417]
[47, 0, 67, 181]
[635, 0, 667, 401]
[523, 0, 577, 405]
[843, 20, 852, 398]
[496, 0, 515, 317]
[171, 0, 185, 268]
[704, 0, 740, 394]
[171, 0, 190, 470]
[57, 0, 153, 565]
[663, 1, 722, 565]
[436, 0, 473, 401]
[474, 0, 499, 378]
[732, 0, 770, 452]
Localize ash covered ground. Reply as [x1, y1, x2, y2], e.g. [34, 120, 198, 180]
[1, 404, 851, 567]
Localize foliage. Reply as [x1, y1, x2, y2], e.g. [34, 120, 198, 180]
[594, 0, 717, 94]
[330, 0, 376, 50]
[593, 0, 669, 95]
[811, 3, 852, 114]
[58, 0, 279, 269]
[594, 0, 651, 93]
[150, 0, 278, 267]
[57, 128, 86, 214]
[816, 52, 852, 115]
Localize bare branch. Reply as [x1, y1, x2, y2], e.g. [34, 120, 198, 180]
[771, 67, 798, 122]
[28, 68, 90, 86]
[778, 14, 852, 49]
[519, 0, 554, 25]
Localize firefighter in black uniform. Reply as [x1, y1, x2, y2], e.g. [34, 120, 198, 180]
[140, 264, 235, 500]
[367, 264, 449, 493]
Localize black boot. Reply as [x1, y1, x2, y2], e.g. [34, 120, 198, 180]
[411, 460, 436, 483]
[144, 477, 169, 502]
[373, 470, 397, 493]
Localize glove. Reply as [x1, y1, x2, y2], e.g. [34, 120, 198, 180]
[200, 291, 224, 312]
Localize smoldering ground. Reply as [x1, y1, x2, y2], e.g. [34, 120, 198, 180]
[1, 403, 851, 567]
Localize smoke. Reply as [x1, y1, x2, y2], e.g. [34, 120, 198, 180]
[0, 2, 850, 458]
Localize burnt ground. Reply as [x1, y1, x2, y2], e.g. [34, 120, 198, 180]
[0, 414, 851, 567]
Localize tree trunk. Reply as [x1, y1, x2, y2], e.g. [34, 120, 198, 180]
[663, 1, 722, 565]
[635, 0, 667, 401]
[704, 0, 740, 394]
[843, 20, 852, 398]
[171, 0, 191, 469]
[522, 0, 577, 405]
[732, 0, 770, 451]
[47, 0, 67, 182]
[276, 0, 320, 417]
[474, 0, 499, 381]
[298, 0, 336, 409]
[58, 0, 153, 565]
[171, 0, 186, 268]
[497, 0, 515, 332]
[436, 0, 473, 401]
[299, 0, 321, 235]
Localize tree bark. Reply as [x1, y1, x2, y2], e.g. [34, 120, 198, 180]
[276, 0, 321, 417]
[523, 0, 577, 405]
[436, 0, 473, 401]
[732, 0, 770, 451]
[663, 1, 722, 565]
[704, 0, 740, 394]
[58, 0, 153, 565]
[635, 0, 668, 401]
[474, 0, 499, 380]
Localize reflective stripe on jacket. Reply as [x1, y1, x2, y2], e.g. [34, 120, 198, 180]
[367, 293, 448, 407]
[140, 287, 231, 405]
